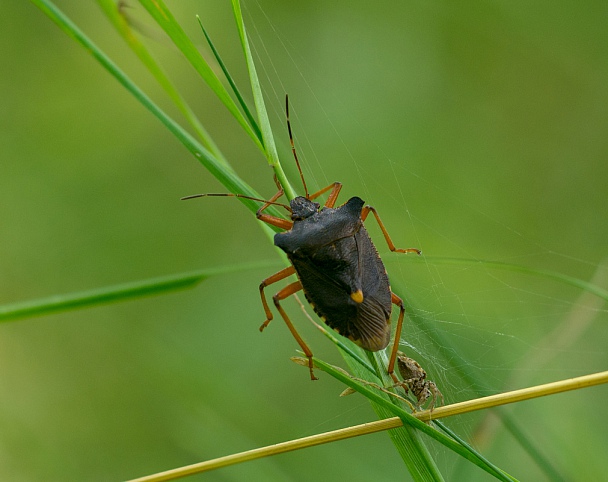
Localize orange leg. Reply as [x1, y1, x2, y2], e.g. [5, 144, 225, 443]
[259, 265, 296, 331]
[361, 205, 421, 255]
[388, 292, 406, 383]
[308, 182, 342, 208]
[256, 188, 293, 230]
[273, 281, 318, 380]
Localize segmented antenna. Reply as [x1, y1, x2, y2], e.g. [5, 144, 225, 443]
[285, 94, 309, 199]
[181, 193, 291, 211]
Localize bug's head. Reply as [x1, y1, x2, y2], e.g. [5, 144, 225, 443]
[289, 196, 320, 221]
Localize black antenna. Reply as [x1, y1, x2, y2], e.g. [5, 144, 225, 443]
[181, 193, 291, 212]
[285, 94, 309, 198]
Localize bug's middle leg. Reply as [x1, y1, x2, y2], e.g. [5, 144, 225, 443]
[387, 292, 406, 384]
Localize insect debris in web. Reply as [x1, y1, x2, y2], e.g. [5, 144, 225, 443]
[395, 352, 444, 411]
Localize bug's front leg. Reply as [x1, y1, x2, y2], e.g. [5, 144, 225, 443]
[307, 182, 342, 208]
[256, 187, 294, 230]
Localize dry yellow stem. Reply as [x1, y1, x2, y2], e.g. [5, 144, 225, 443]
[128, 370, 608, 482]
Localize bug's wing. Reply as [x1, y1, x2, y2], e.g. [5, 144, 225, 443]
[292, 229, 393, 352]
[350, 296, 391, 351]
[350, 228, 392, 351]
[278, 196, 394, 352]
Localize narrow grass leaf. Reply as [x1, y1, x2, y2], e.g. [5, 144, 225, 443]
[137, 368, 606, 482]
[314, 358, 517, 482]
[296, 289, 443, 478]
[300, 265, 517, 478]
[137, 0, 264, 151]
[0, 261, 280, 323]
[499, 417, 566, 482]
[390, 254, 606, 481]
[432, 420, 509, 482]
[197, 15, 262, 144]
[294, 297, 376, 373]
[404, 256, 608, 302]
[231, 0, 297, 200]
[391, 281, 568, 480]
[96, 0, 229, 166]
[344, 351, 444, 481]
[31, 0, 284, 222]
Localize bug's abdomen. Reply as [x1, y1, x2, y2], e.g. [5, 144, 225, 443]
[291, 229, 392, 352]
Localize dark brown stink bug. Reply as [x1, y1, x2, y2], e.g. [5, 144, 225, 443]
[184, 96, 420, 381]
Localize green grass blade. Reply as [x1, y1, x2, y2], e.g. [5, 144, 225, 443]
[30, 1, 518, 478]
[500, 416, 565, 482]
[302, 303, 453, 478]
[31, 0, 284, 221]
[433, 420, 511, 482]
[95, 0, 229, 167]
[392, 281, 566, 481]
[455, 256, 608, 301]
[197, 15, 262, 145]
[317, 328, 376, 374]
[389, 255, 605, 480]
[136, 0, 264, 152]
[0, 261, 280, 323]
[402, 256, 608, 302]
[344, 353, 444, 481]
[314, 358, 517, 482]
[231, 0, 297, 200]
[310, 273, 518, 478]
[300, 288, 444, 477]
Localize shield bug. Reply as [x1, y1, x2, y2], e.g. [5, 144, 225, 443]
[184, 95, 420, 381]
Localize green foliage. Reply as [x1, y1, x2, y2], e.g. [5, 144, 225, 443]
[4, 0, 606, 480]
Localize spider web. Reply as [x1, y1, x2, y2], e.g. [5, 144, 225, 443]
[241, 1, 608, 475]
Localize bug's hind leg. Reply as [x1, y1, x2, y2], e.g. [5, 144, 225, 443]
[272, 281, 318, 380]
[387, 292, 406, 384]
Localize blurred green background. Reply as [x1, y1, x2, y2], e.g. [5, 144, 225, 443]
[2, 1, 607, 480]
